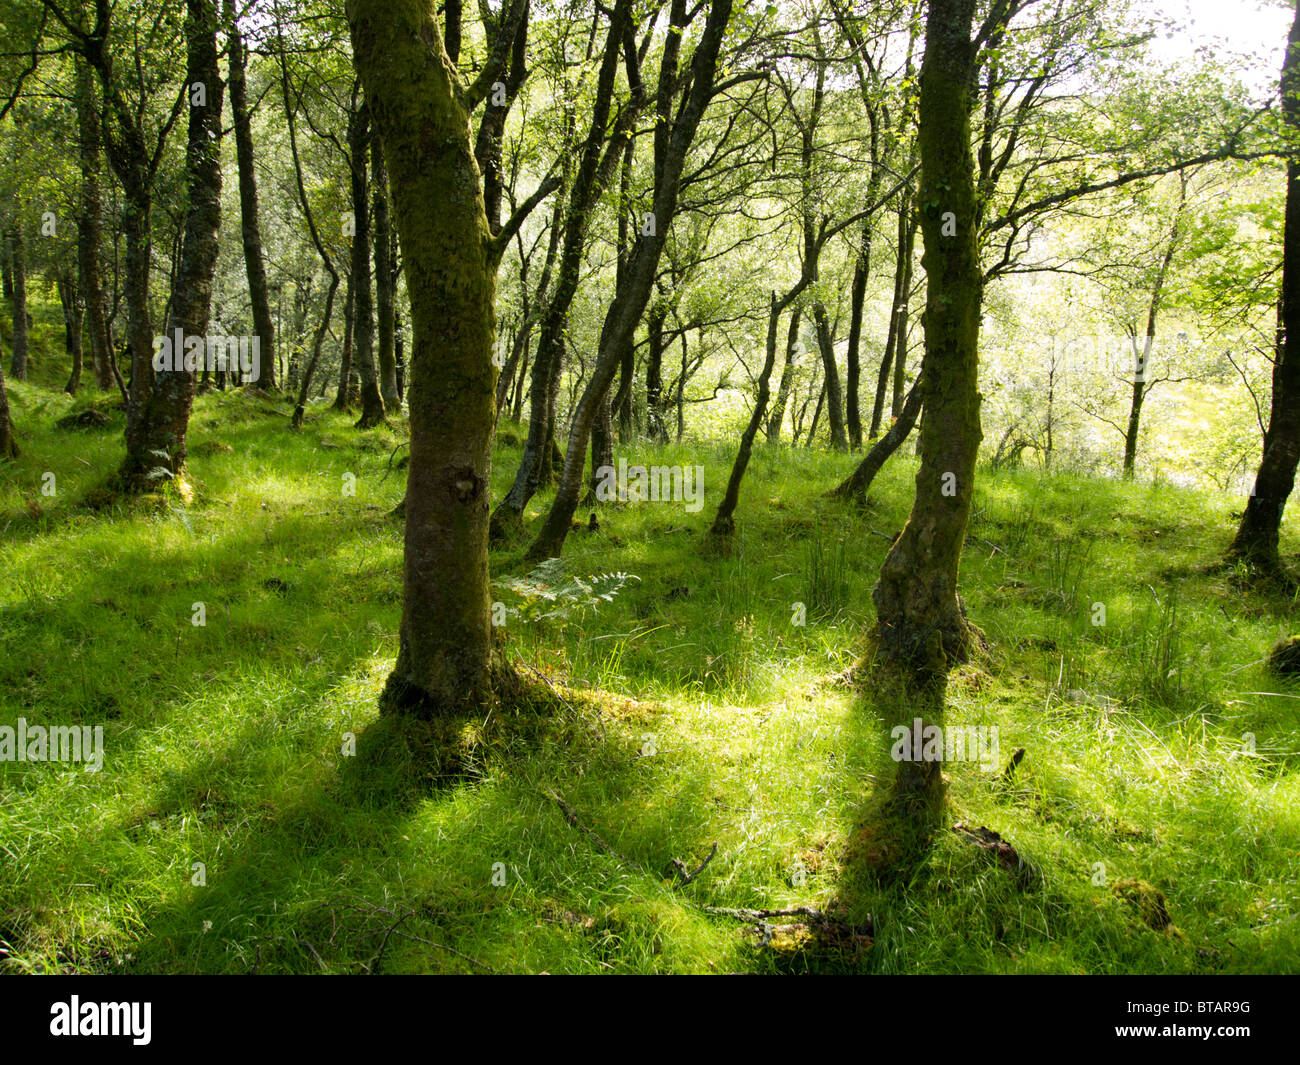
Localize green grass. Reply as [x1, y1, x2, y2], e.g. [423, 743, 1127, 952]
[1, 374, 1299, 974]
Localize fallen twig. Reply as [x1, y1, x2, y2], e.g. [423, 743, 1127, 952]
[671, 842, 719, 885]
[546, 789, 638, 870]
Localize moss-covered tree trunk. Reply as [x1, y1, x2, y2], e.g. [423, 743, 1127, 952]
[226, 0, 276, 392]
[347, 0, 504, 714]
[527, 0, 733, 562]
[372, 132, 399, 409]
[348, 100, 386, 429]
[334, 270, 355, 410]
[119, 0, 223, 493]
[7, 216, 27, 381]
[491, 2, 631, 536]
[833, 374, 922, 502]
[871, 199, 915, 438]
[872, 0, 983, 680]
[1230, 0, 1300, 577]
[75, 58, 113, 393]
[867, 0, 984, 843]
[765, 306, 802, 443]
[59, 271, 84, 394]
[813, 299, 847, 452]
[0, 355, 16, 459]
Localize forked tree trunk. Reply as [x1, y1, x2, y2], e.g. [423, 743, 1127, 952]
[492, 3, 632, 536]
[813, 299, 846, 451]
[527, 0, 733, 562]
[765, 306, 802, 443]
[712, 294, 790, 535]
[348, 0, 506, 714]
[119, 0, 224, 492]
[1230, 0, 1300, 578]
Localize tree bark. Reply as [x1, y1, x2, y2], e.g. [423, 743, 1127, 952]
[7, 217, 28, 381]
[348, 0, 507, 714]
[491, 1, 633, 535]
[1230, 0, 1300, 578]
[226, 0, 276, 391]
[335, 268, 355, 409]
[119, 0, 224, 492]
[833, 374, 922, 501]
[813, 299, 846, 451]
[528, 0, 733, 561]
[765, 306, 802, 443]
[75, 58, 113, 393]
[0, 352, 15, 458]
[60, 271, 85, 393]
[373, 131, 399, 408]
[348, 100, 386, 428]
[872, 0, 983, 681]
[845, 221, 871, 449]
[871, 199, 916, 438]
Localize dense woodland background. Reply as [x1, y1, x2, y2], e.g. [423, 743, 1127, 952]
[0, 0, 1298, 975]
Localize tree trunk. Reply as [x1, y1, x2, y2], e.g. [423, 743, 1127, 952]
[806, 379, 826, 449]
[348, 101, 386, 428]
[348, 0, 507, 714]
[527, 0, 733, 562]
[373, 131, 400, 408]
[833, 374, 922, 501]
[871, 200, 915, 438]
[872, 0, 983, 682]
[0, 356, 16, 458]
[119, 0, 224, 492]
[1230, 0, 1300, 578]
[1122, 185, 1184, 476]
[845, 221, 872, 450]
[612, 136, 638, 438]
[891, 211, 917, 419]
[226, 0, 276, 391]
[491, 0, 633, 535]
[589, 390, 615, 500]
[644, 301, 668, 442]
[76, 59, 113, 393]
[7, 217, 28, 381]
[813, 299, 846, 451]
[335, 269, 355, 409]
[712, 294, 789, 534]
[765, 306, 802, 443]
[60, 272, 85, 394]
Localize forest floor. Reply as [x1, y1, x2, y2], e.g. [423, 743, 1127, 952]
[2, 369, 1299, 973]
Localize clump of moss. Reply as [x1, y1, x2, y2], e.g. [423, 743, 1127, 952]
[1112, 878, 1172, 932]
